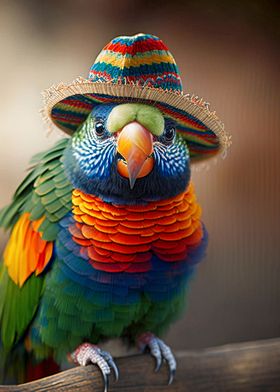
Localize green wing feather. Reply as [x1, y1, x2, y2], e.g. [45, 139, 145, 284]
[0, 266, 44, 350]
[0, 137, 73, 351]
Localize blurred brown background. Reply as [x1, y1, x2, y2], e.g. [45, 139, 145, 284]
[0, 0, 279, 351]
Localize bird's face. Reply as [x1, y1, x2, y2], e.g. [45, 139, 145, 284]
[63, 103, 190, 204]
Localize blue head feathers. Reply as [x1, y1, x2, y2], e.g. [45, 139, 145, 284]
[63, 103, 190, 204]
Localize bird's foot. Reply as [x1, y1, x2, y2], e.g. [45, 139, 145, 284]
[71, 343, 119, 392]
[137, 332, 176, 385]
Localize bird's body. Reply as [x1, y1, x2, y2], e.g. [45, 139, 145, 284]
[0, 103, 206, 382]
[32, 179, 205, 362]
[0, 33, 230, 387]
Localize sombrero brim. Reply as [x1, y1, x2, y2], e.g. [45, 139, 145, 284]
[42, 77, 231, 162]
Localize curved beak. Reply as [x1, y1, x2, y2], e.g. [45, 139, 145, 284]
[116, 121, 154, 189]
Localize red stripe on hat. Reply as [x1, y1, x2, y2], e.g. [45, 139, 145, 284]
[61, 99, 93, 110]
[88, 70, 113, 81]
[104, 37, 169, 55]
[88, 70, 180, 84]
[52, 113, 85, 123]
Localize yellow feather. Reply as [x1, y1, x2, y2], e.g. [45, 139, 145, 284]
[3, 213, 53, 287]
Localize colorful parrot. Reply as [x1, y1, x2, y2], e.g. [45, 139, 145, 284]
[0, 34, 230, 389]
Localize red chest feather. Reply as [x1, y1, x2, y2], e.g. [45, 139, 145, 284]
[70, 184, 203, 273]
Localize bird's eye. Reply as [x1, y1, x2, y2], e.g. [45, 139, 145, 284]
[164, 127, 176, 143]
[95, 122, 105, 136]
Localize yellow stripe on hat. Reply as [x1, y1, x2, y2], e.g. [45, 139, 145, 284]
[95, 51, 176, 68]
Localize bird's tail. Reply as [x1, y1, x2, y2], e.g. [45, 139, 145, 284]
[0, 344, 60, 385]
[0, 344, 27, 385]
[26, 357, 60, 383]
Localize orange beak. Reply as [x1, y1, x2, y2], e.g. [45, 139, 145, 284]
[116, 121, 154, 189]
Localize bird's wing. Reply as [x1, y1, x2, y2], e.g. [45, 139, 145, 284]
[0, 138, 73, 350]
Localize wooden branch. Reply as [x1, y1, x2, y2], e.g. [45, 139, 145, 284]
[1, 338, 280, 391]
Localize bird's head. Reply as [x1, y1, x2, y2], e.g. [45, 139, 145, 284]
[63, 103, 191, 204]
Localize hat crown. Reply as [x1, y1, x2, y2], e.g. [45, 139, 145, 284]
[88, 33, 183, 92]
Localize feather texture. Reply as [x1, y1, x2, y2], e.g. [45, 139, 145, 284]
[0, 265, 44, 350]
[3, 213, 53, 287]
[0, 138, 73, 356]
[71, 183, 203, 273]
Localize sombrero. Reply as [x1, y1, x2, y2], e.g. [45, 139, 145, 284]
[42, 33, 231, 162]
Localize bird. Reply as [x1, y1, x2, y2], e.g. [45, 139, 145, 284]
[0, 34, 230, 389]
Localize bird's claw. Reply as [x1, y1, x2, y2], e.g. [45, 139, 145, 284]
[99, 349, 119, 381]
[71, 343, 119, 392]
[137, 332, 176, 384]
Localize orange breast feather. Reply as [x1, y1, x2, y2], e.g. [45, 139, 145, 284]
[4, 213, 53, 287]
[71, 184, 203, 273]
